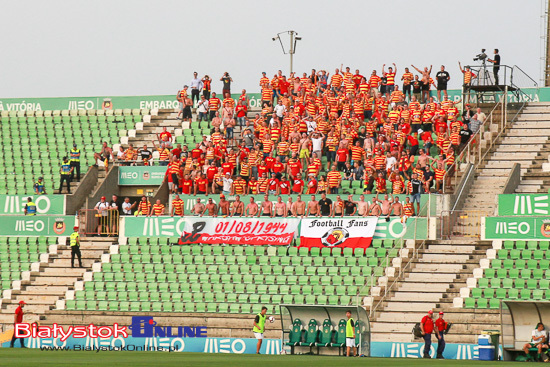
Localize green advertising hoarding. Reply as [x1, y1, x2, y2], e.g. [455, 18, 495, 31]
[498, 194, 550, 216]
[118, 166, 167, 186]
[484, 216, 550, 240]
[0, 93, 263, 112]
[0, 215, 75, 236]
[0, 86, 545, 113]
[122, 216, 427, 241]
[0, 195, 65, 215]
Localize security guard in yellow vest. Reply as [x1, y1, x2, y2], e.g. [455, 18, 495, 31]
[346, 310, 357, 357]
[59, 157, 73, 194]
[69, 226, 83, 268]
[253, 306, 268, 354]
[24, 197, 37, 216]
[70, 144, 81, 182]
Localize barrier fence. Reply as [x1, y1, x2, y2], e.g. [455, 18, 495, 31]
[79, 209, 119, 236]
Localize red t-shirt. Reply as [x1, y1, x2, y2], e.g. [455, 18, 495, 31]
[292, 179, 304, 193]
[336, 149, 348, 163]
[181, 179, 193, 194]
[435, 318, 447, 332]
[191, 148, 202, 159]
[279, 180, 291, 194]
[196, 178, 208, 192]
[279, 81, 290, 95]
[421, 315, 434, 334]
[206, 167, 217, 181]
[268, 178, 279, 191]
[15, 306, 23, 323]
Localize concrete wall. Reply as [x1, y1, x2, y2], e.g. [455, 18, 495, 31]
[86, 166, 120, 210]
[502, 163, 521, 194]
[66, 166, 98, 214]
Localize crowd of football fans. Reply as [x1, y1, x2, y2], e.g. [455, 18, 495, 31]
[90, 65, 487, 219]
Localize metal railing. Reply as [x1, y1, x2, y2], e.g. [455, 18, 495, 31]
[364, 197, 431, 319]
[439, 209, 491, 239]
[442, 96, 506, 194]
[79, 208, 119, 236]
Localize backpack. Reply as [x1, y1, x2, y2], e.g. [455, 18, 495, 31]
[412, 323, 423, 338]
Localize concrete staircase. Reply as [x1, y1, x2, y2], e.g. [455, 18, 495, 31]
[0, 238, 114, 327]
[370, 240, 500, 344]
[477, 102, 550, 194]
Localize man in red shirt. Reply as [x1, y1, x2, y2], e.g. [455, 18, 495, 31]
[420, 310, 439, 358]
[435, 311, 447, 359]
[292, 173, 305, 194]
[11, 300, 26, 348]
[336, 146, 349, 171]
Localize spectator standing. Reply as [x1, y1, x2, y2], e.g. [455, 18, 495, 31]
[189, 72, 203, 106]
[24, 197, 36, 216]
[69, 225, 83, 268]
[171, 194, 185, 217]
[462, 104, 475, 128]
[435, 65, 450, 101]
[94, 196, 110, 236]
[70, 144, 81, 182]
[93, 142, 113, 173]
[220, 72, 233, 97]
[10, 300, 26, 348]
[471, 107, 486, 133]
[176, 85, 188, 120]
[202, 75, 212, 100]
[420, 310, 437, 359]
[58, 157, 73, 194]
[137, 196, 152, 216]
[151, 199, 165, 216]
[197, 95, 209, 122]
[121, 197, 136, 216]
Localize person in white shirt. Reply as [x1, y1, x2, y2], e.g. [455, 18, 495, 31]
[523, 323, 549, 361]
[222, 173, 233, 195]
[311, 132, 324, 158]
[274, 100, 286, 118]
[94, 196, 110, 236]
[121, 197, 135, 216]
[189, 72, 203, 105]
[197, 95, 209, 122]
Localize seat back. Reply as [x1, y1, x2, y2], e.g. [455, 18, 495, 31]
[335, 319, 347, 344]
[289, 318, 303, 344]
[304, 319, 319, 344]
[319, 319, 333, 345]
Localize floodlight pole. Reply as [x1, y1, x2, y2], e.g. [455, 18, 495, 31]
[273, 30, 301, 75]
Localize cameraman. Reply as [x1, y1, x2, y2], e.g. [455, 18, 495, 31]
[488, 49, 501, 85]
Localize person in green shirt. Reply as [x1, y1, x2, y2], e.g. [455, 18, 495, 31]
[253, 306, 268, 354]
[346, 310, 357, 357]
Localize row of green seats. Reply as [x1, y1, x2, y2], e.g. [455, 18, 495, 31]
[67, 300, 276, 314]
[502, 240, 550, 250]
[483, 268, 550, 280]
[490, 259, 549, 270]
[476, 277, 550, 289]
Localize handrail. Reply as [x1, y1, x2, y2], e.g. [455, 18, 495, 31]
[366, 197, 431, 319]
[442, 97, 505, 194]
[512, 65, 538, 88]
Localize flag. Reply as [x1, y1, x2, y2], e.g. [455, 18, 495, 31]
[299, 217, 378, 249]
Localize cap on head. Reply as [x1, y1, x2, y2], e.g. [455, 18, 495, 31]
[428, 310, 433, 314]
[101, 196, 106, 200]
[439, 311, 444, 315]
[19, 300, 26, 305]
[73, 226, 79, 230]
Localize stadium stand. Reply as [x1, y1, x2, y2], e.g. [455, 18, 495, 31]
[0, 109, 145, 195]
[465, 240, 550, 309]
[65, 239, 402, 314]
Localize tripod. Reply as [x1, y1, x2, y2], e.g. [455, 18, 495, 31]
[479, 62, 493, 86]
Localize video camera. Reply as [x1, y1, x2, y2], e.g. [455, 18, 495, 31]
[473, 48, 487, 63]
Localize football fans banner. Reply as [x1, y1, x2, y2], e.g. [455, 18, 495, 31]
[176, 217, 300, 246]
[299, 218, 378, 249]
